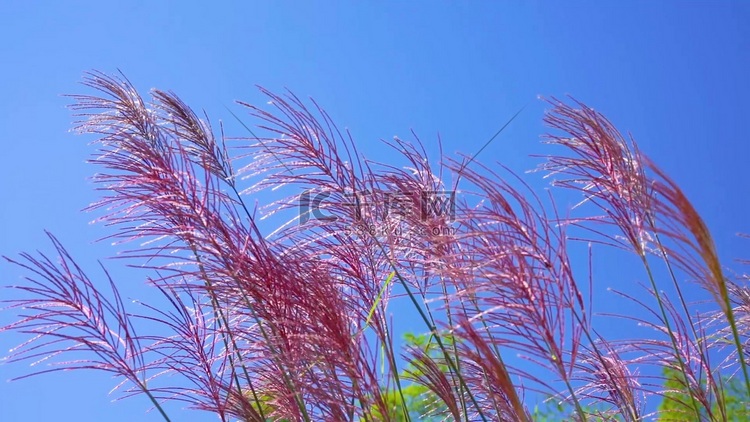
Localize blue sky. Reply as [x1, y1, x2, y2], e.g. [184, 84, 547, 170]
[1, 2, 749, 421]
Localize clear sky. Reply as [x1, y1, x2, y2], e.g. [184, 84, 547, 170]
[1, 2, 749, 421]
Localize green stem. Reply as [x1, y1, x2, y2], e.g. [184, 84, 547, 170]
[139, 381, 172, 422]
[650, 227, 728, 420]
[640, 254, 703, 420]
[189, 245, 265, 420]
